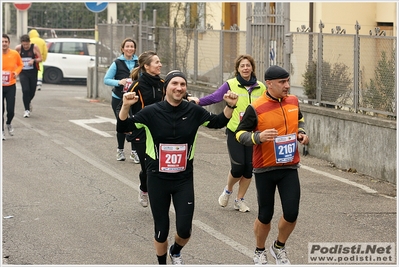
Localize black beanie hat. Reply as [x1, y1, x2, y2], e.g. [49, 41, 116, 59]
[264, 65, 289, 81]
[164, 70, 187, 89]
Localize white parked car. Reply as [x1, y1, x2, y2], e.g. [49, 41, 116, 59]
[43, 38, 117, 84]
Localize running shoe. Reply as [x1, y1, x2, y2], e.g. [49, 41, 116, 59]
[2, 132, 5, 140]
[23, 110, 30, 118]
[253, 249, 268, 265]
[169, 245, 184, 265]
[138, 189, 148, 207]
[37, 81, 42, 91]
[218, 187, 232, 207]
[116, 149, 126, 161]
[270, 243, 291, 265]
[234, 198, 250, 212]
[6, 124, 14, 136]
[130, 150, 140, 164]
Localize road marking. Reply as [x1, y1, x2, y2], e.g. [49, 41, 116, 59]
[63, 144, 253, 259]
[64, 146, 139, 190]
[300, 166, 395, 199]
[300, 165, 377, 193]
[197, 130, 394, 198]
[18, 114, 395, 200]
[69, 116, 116, 137]
[193, 220, 254, 258]
[16, 116, 394, 261]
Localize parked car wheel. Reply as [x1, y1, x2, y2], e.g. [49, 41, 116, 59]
[44, 67, 63, 84]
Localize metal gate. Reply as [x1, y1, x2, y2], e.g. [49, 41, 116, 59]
[246, 2, 289, 79]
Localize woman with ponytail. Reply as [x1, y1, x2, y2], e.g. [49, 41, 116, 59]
[126, 51, 164, 208]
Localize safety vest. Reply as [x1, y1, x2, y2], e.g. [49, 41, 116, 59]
[226, 78, 266, 131]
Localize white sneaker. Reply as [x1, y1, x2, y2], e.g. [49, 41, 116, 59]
[218, 187, 232, 207]
[37, 81, 42, 91]
[2, 132, 5, 140]
[138, 190, 148, 207]
[116, 149, 126, 161]
[270, 244, 291, 265]
[6, 124, 14, 136]
[253, 249, 268, 265]
[234, 198, 250, 212]
[169, 245, 184, 265]
[23, 110, 30, 118]
[130, 150, 140, 164]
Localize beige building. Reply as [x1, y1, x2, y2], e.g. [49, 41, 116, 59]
[170, 2, 397, 36]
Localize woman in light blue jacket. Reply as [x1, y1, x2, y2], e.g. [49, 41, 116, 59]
[104, 38, 139, 162]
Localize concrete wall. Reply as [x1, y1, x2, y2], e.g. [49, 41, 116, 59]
[300, 105, 396, 184]
[90, 67, 397, 184]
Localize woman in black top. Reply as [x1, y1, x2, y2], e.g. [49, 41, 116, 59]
[127, 51, 164, 208]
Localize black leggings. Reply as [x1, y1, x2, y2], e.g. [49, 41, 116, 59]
[2, 84, 16, 130]
[226, 129, 253, 178]
[19, 70, 37, 111]
[255, 168, 300, 224]
[147, 172, 194, 243]
[111, 96, 134, 150]
[135, 141, 147, 192]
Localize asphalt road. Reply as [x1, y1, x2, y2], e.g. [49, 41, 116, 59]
[2, 82, 397, 266]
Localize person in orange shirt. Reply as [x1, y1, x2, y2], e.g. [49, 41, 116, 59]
[2, 34, 23, 140]
[235, 65, 309, 265]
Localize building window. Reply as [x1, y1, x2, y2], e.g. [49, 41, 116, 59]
[185, 3, 206, 30]
[377, 22, 393, 36]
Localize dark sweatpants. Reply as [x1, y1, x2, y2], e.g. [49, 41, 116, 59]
[19, 69, 37, 111]
[2, 84, 16, 130]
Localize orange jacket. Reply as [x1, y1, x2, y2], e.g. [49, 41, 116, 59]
[2, 49, 23, 86]
[251, 93, 301, 168]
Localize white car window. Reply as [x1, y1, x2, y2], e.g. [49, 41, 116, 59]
[87, 43, 96, 56]
[75, 42, 85, 55]
[48, 42, 61, 53]
[62, 42, 79, 55]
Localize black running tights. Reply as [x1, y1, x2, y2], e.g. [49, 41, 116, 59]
[2, 84, 16, 130]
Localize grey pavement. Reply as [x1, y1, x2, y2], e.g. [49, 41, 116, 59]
[2, 82, 396, 266]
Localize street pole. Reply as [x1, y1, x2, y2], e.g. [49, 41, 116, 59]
[16, 10, 28, 39]
[139, 9, 143, 55]
[95, 13, 99, 99]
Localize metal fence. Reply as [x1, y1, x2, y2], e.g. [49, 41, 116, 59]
[289, 21, 397, 118]
[98, 22, 248, 88]
[4, 2, 397, 118]
[97, 3, 289, 88]
[98, 19, 396, 119]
